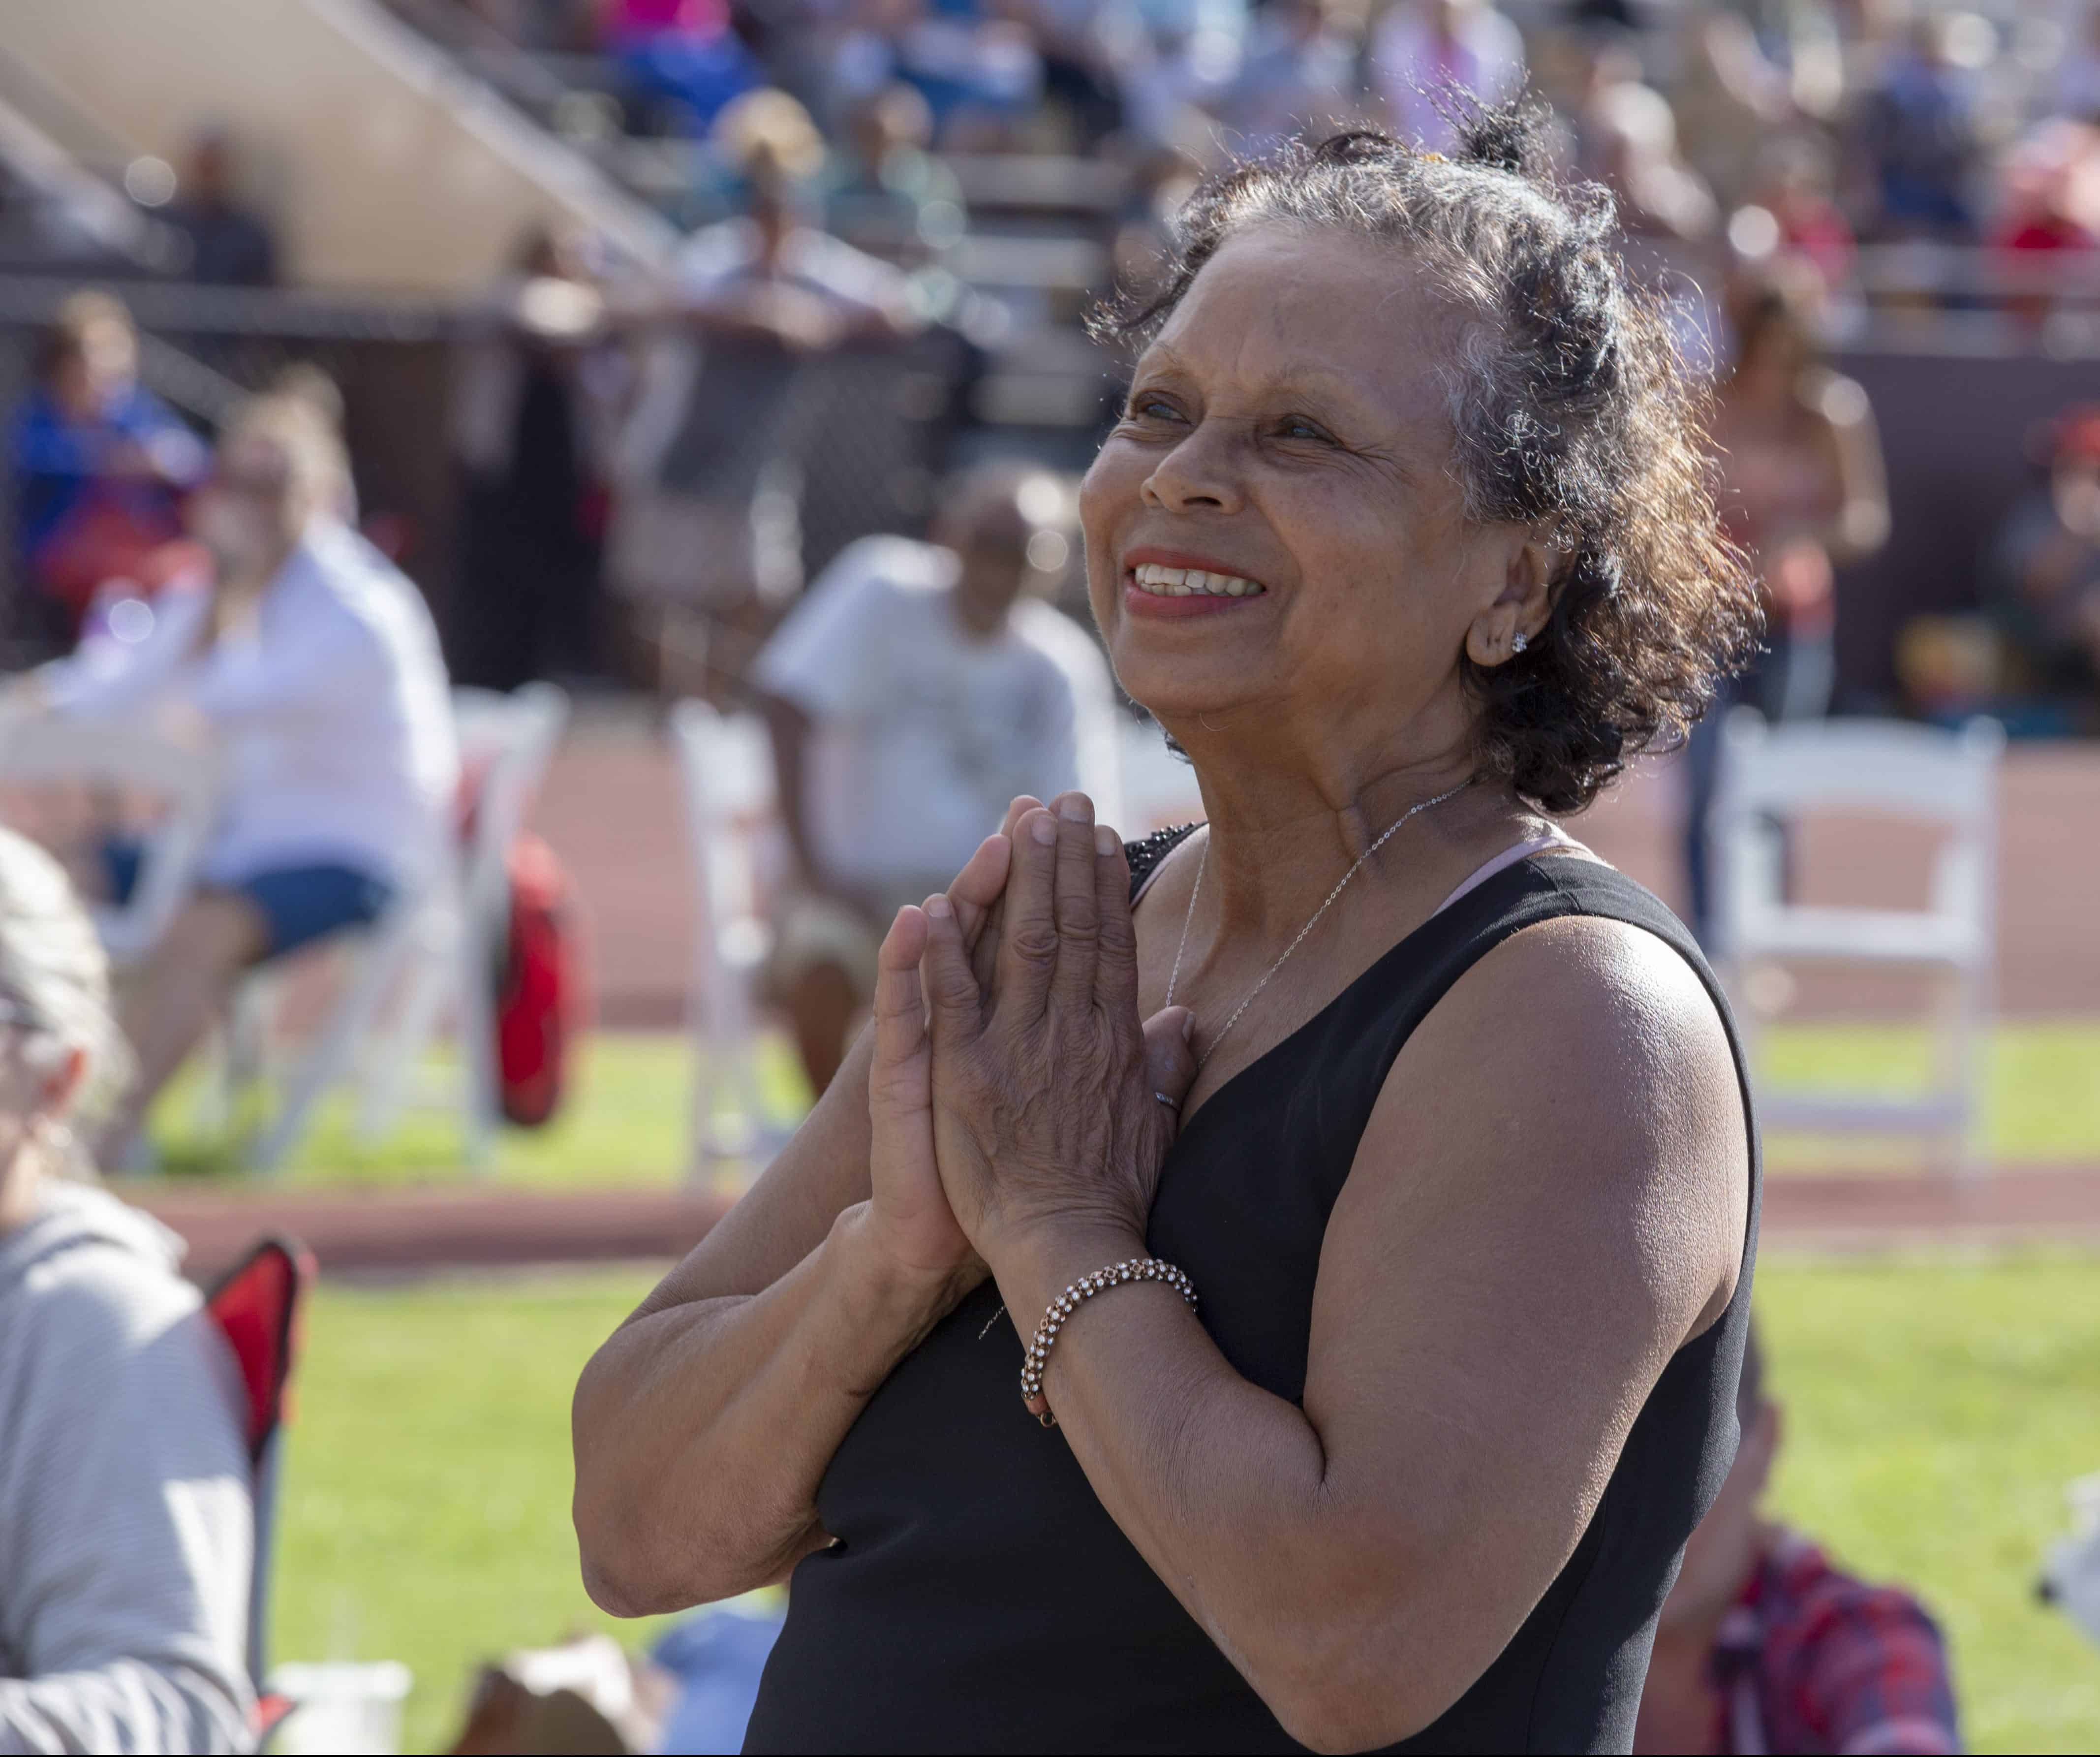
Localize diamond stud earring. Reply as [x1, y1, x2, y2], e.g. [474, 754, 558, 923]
[1511, 631, 1529, 655]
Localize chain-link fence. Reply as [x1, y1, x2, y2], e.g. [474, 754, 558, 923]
[0, 273, 965, 676]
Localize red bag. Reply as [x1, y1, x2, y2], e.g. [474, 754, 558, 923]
[494, 834, 587, 1127]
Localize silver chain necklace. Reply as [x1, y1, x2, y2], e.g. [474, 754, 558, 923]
[1164, 778, 1475, 1072]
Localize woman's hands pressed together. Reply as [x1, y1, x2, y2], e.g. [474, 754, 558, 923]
[869, 791, 1198, 1324]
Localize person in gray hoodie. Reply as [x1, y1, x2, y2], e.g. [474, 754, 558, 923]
[0, 828, 255, 1755]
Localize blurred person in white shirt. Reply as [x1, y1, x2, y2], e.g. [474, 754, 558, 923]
[753, 463, 1120, 1093]
[5, 393, 458, 1166]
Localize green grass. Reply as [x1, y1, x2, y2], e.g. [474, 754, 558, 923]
[140, 1032, 811, 1191]
[274, 1256, 2100, 1754]
[1759, 1254, 2100, 1753]
[271, 1269, 671, 1754]
[1760, 1021, 2100, 1173]
[141, 1021, 2100, 1192]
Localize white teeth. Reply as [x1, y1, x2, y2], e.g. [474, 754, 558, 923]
[1131, 563, 1264, 598]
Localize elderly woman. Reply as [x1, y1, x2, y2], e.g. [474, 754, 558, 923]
[0, 830, 255, 1753]
[575, 105, 1763, 1755]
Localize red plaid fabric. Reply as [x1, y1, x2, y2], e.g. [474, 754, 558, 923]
[1714, 1528, 1961, 1755]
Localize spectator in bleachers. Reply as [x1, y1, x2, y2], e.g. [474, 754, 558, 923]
[608, 0, 760, 133]
[1683, 267, 1888, 944]
[1635, 1326, 1959, 1755]
[1667, 2, 1796, 211]
[454, 224, 626, 689]
[0, 827, 255, 1755]
[820, 84, 969, 267]
[752, 462, 1118, 1093]
[1983, 405, 2100, 706]
[1738, 136, 1859, 300]
[164, 130, 278, 289]
[1845, 10, 1984, 242]
[1371, 0, 1525, 153]
[819, 0, 1045, 148]
[1111, 0, 1250, 151]
[1578, 54, 1720, 245]
[5, 291, 208, 657]
[1218, 0, 1361, 153]
[610, 96, 916, 696]
[4, 394, 457, 1169]
[2054, 2, 2100, 126]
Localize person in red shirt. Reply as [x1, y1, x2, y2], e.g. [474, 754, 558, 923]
[1637, 1328, 1960, 1754]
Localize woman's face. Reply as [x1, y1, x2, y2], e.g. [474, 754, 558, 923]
[1081, 225, 1530, 760]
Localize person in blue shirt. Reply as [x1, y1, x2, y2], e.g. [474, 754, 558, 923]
[6, 291, 207, 655]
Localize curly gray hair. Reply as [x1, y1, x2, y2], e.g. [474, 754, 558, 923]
[1096, 103, 1761, 813]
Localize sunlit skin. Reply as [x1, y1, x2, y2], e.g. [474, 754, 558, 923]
[574, 219, 1749, 1753]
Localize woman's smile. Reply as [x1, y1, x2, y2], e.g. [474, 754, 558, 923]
[1121, 547, 1272, 620]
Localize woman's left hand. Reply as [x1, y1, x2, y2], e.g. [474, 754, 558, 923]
[915, 793, 1197, 1273]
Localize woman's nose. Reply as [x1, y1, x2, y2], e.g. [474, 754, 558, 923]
[1141, 421, 1246, 515]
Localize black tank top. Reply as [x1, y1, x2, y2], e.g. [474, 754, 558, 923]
[745, 839, 1761, 1755]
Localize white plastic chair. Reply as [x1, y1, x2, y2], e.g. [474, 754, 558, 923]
[0, 713, 223, 967]
[237, 683, 569, 1174]
[669, 699, 794, 1182]
[1710, 709, 2005, 1179]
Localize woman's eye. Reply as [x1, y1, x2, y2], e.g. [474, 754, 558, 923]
[1278, 417, 1331, 443]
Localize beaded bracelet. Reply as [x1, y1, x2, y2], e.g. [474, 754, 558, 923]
[1019, 1257, 1198, 1427]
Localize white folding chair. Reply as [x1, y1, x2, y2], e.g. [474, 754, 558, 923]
[1710, 709, 2005, 1179]
[669, 699, 794, 1182]
[1116, 716, 1205, 838]
[238, 684, 569, 1174]
[0, 713, 223, 967]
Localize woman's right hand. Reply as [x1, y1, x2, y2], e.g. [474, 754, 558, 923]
[863, 797, 1041, 1287]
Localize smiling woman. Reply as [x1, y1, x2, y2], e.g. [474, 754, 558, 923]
[574, 99, 1764, 1757]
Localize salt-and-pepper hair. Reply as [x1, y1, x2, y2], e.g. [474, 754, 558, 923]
[0, 828, 129, 1163]
[1096, 100, 1763, 813]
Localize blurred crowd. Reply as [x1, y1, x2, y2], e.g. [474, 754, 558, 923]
[453, 0, 2100, 279]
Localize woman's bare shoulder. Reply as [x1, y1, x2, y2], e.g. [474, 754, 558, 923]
[1338, 909, 1748, 1330]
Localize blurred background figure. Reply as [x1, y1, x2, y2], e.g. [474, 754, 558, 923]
[5, 292, 208, 661]
[1983, 405, 2100, 711]
[1845, 9, 1985, 243]
[1577, 44, 1720, 246]
[452, 223, 624, 691]
[1371, 0, 1525, 153]
[1682, 267, 1889, 946]
[609, 91, 915, 699]
[1218, 0, 1361, 154]
[1733, 137, 1859, 303]
[820, 83, 969, 268]
[608, 0, 760, 135]
[1635, 1327, 1960, 1756]
[1989, 120, 2100, 329]
[0, 828, 255, 1754]
[5, 394, 457, 1169]
[751, 462, 1116, 1093]
[163, 128, 279, 289]
[1666, 3, 1795, 214]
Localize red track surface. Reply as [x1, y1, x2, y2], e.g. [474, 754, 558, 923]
[138, 1167, 2100, 1285]
[540, 715, 2100, 1026]
[139, 717, 2100, 1279]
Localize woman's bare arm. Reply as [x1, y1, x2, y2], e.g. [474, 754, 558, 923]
[570, 812, 1036, 1615]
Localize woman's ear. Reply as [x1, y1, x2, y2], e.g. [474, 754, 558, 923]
[1463, 528, 1558, 669]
